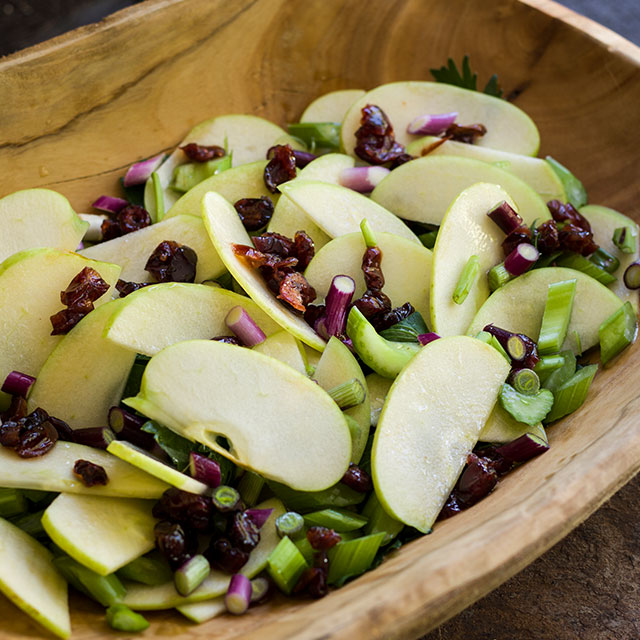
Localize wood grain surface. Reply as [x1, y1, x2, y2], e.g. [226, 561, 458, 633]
[0, 0, 639, 638]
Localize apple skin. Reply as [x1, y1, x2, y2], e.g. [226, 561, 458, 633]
[300, 89, 366, 122]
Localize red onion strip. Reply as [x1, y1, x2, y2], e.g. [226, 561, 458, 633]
[123, 153, 164, 187]
[504, 243, 539, 276]
[406, 111, 458, 135]
[338, 167, 390, 193]
[244, 508, 274, 529]
[417, 332, 441, 346]
[91, 195, 128, 214]
[225, 306, 267, 346]
[188, 452, 221, 488]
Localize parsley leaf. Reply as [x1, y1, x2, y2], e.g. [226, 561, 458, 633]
[430, 56, 503, 98]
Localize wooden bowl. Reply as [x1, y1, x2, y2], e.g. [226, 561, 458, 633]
[1, 0, 639, 638]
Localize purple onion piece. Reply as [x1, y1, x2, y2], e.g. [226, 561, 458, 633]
[188, 452, 221, 488]
[315, 275, 356, 340]
[225, 573, 252, 615]
[244, 508, 274, 529]
[456, 453, 498, 507]
[417, 332, 441, 346]
[72, 427, 116, 450]
[623, 261, 640, 289]
[495, 432, 549, 463]
[338, 166, 390, 193]
[249, 576, 271, 604]
[487, 201, 524, 235]
[1, 371, 36, 397]
[504, 243, 539, 276]
[76, 242, 85, 251]
[406, 111, 458, 135]
[123, 153, 164, 187]
[292, 150, 317, 168]
[91, 195, 128, 214]
[225, 306, 267, 347]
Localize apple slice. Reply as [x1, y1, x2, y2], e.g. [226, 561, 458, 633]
[304, 231, 432, 321]
[253, 330, 307, 375]
[0, 441, 169, 498]
[430, 183, 518, 337]
[341, 81, 539, 156]
[313, 337, 371, 463]
[176, 597, 226, 623]
[365, 373, 392, 427]
[0, 518, 70, 639]
[28, 300, 135, 428]
[279, 180, 419, 243]
[125, 339, 351, 491]
[80, 215, 225, 283]
[123, 497, 284, 610]
[164, 160, 281, 220]
[581, 204, 639, 305]
[42, 494, 156, 576]
[370, 155, 550, 227]
[405, 136, 566, 203]
[0, 248, 121, 398]
[201, 191, 326, 350]
[300, 89, 366, 122]
[144, 115, 287, 219]
[479, 405, 546, 444]
[372, 336, 510, 532]
[0, 188, 88, 263]
[466, 267, 625, 354]
[267, 153, 355, 248]
[107, 440, 210, 495]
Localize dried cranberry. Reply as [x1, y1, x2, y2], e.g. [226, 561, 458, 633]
[264, 145, 297, 193]
[206, 537, 249, 574]
[444, 123, 487, 144]
[438, 492, 463, 520]
[1, 395, 28, 422]
[118, 205, 152, 235]
[252, 232, 295, 258]
[370, 302, 415, 332]
[352, 292, 392, 319]
[362, 247, 385, 292]
[293, 231, 315, 271]
[354, 104, 405, 165]
[535, 219, 560, 255]
[229, 511, 261, 552]
[73, 459, 108, 486]
[547, 200, 592, 232]
[180, 143, 225, 162]
[60, 267, 109, 309]
[49, 416, 75, 442]
[152, 488, 213, 532]
[234, 197, 274, 232]
[456, 453, 498, 507]
[277, 272, 316, 312]
[389, 153, 415, 170]
[0, 421, 21, 447]
[304, 304, 326, 329]
[211, 335, 242, 345]
[502, 225, 533, 257]
[558, 222, 599, 256]
[115, 279, 151, 298]
[15, 420, 58, 458]
[50, 308, 87, 335]
[473, 445, 514, 476]
[293, 567, 328, 598]
[307, 526, 341, 551]
[154, 521, 196, 569]
[101, 218, 122, 241]
[341, 463, 373, 493]
[145, 240, 198, 283]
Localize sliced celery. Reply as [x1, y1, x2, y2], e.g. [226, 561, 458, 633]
[544, 156, 587, 208]
[170, 155, 231, 194]
[151, 170, 165, 221]
[452, 254, 480, 304]
[106, 604, 150, 632]
[174, 554, 210, 596]
[276, 511, 305, 539]
[361, 493, 404, 545]
[267, 536, 308, 595]
[554, 253, 616, 285]
[53, 556, 126, 606]
[303, 508, 368, 532]
[327, 378, 366, 410]
[499, 383, 554, 425]
[293, 536, 314, 565]
[537, 279, 577, 354]
[360, 218, 378, 248]
[117, 554, 172, 586]
[488, 262, 513, 292]
[287, 122, 340, 150]
[267, 481, 366, 512]
[511, 368, 540, 395]
[0, 488, 27, 518]
[237, 470, 265, 507]
[534, 354, 565, 383]
[589, 247, 620, 274]
[327, 532, 386, 586]
[613, 226, 637, 254]
[546, 364, 598, 422]
[534, 250, 563, 269]
[599, 301, 638, 366]
[10, 509, 46, 539]
[542, 350, 577, 392]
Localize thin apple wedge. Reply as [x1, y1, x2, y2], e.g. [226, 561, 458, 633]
[28, 300, 136, 428]
[466, 267, 625, 354]
[0, 517, 70, 639]
[479, 404, 546, 444]
[341, 81, 539, 156]
[80, 214, 225, 283]
[279, 180, 419, 243]
[253, 330, 308, 375]
[300, 89, 366, 122]
[0, 441, 169, 498]
[42, 494, 156, 576]
[372, 336, 510, 532]
[201, 190, 326, 350]
[125, 340, 351, 491]
[370, 156, 550, 226]
[0, 188, 88, 263]
[104, 283, 281, 356]
[305, 231, 432, 320]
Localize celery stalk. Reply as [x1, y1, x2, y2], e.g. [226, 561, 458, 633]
[237, 471, 265, 507]
[488, 262, 513, 291]
[151, 171, 165, 221]
[303, 508, 368, 532]
[452, 255, 480, 304]
[0, 488, 27, 518]
[542, 350, 577, 392]
[327, 378, 366, 410]
[116, 554, 172, 586]
[53, 556, 126, 606]
[537, 279, 577, 354]
[267, 537, 308, 594]
[327, 532, 386, 586]
[546, 364, 598, 422]
[599, 302, 638, 366]
[361, 493, 404, 544]
[555, 253, 616, 285]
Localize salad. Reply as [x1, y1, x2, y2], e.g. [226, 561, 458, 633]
[0, 57, 637, 638]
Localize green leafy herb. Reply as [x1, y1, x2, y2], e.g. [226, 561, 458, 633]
[430, 56, 503, 98]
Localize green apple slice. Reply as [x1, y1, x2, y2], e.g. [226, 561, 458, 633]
[253, 330, 307, 375]
[176, 597, 226, 623]
[107, 440, 210, 495]
[305, 231, 432, 320]
[164, 161, 279, 219]
[365, 373, 392, 427]
[430, 183, 518, 337]
[372, 336, 510, 532]
[104, 283, 281, 356]
[0, 188, 88, 263]
[405, 136, 566, 203]
[466, 267, 625, 354]
[300, 89, 366, 122]
[0, 517, 70, 639]
[267, 153, 355, 248]
[123, 498, 284, 610]
[479, 404, 545, 444]
[28, 300, 135, 428]
[125, 339, 351, 491]
[313, 336, 370, 463]
[145, 115, 287, 219]
[42, 494, 156, 576]
[80, 215, 225, 283]
[0, 248, 121, 395]
[279, 180, 419, 243]
[370, 155, 550, 227]
[0, 441, 168, 498]
[581, 204, 639, 305]
[201, 191, 326, 350]
[341, 81, 539, 156]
